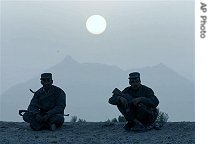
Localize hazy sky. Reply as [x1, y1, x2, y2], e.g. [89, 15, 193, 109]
[1, 0, 194, 93]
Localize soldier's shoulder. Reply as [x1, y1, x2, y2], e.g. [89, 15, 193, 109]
[141, 84, 153, 92]
[36, 87, 43, 93]
[33, 88, 43, 95]
[53, 85, 65, 93]
[122, 86, 131, 93]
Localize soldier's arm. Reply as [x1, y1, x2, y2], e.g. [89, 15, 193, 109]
[108, 88, 123, 105]
[47, 90, 66, 117]
[108, 95, 121, 105]
[140, 88, 159, 108]
[27, 93, 40, 115]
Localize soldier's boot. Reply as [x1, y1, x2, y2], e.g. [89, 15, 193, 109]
[48, 114, 64, 131]
[49, 124, 57, 131]
[130, 120, 146, 132]
[29, 119, 45, 131]
[152, 122, 162, 130]
[123, 121, 135, 131]
[131, 123, 146, 131]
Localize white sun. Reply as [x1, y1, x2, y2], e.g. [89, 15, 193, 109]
[86, 15, 107, 35]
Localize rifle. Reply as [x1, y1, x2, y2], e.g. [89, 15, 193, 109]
[29, 89, 35, 94]
[18, 110, 69, 117]
[112, 88, 123, 96]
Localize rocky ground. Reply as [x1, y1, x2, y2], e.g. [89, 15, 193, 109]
[0, 121, 194, 144]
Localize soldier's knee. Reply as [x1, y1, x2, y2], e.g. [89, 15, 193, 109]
[49, 114, 64, 126]
[57, 115, 64, 124]
[23, 112, 33, 123]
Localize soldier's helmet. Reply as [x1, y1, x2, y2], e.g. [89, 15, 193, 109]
[128, 72, 140, 79]
[40, 73, 52, 80]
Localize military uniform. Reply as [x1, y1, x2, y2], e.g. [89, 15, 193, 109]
[109, 72, 159, 128]
[23, 73, 66, 131]
[123, 85, 158, 126]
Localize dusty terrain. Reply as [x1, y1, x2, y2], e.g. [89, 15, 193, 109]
[0, 121, 194, 144]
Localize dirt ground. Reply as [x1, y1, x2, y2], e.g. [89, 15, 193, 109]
[0, 121, 194, 144]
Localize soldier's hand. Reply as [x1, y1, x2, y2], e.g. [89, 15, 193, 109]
[119, 97, 128, 108]
[112, 88, 122, 96]
[42, 114, 49, 122]
[132, 98, 141, 106]
[36, 114, 43, 123]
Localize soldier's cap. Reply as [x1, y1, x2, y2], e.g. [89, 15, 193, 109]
[40, 73, 52, 80]
[129, 72, 140, 79]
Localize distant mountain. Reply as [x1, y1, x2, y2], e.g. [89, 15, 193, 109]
[0, 56, 194, 122]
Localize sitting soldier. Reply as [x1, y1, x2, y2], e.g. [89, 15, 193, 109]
[22, 73, 66, 131]
[109, 72, 159, 131]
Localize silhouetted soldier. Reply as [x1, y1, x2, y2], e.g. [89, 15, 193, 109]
[22, 73, 66, 131]
[109, 72, 159, 131]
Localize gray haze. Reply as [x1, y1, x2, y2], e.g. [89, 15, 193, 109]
[1, 56, 195, 122]
[1, 1, 194, 93]
[1, 1, 194, 121]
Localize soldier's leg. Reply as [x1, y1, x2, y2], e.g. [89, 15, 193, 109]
[48, 114, 64, 128]
[117, 94, 136, 122]
[23, 112, 44, 131]
[117, 95, 136, 131]
[135, 104, 158, 127]
[23, 112, 34, 123]
[151, 108, 159, 123]
[117, 104, 136, 122]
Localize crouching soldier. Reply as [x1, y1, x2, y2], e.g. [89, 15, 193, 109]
[109, 72, 159, 131]
[22, 73, 66, 131]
